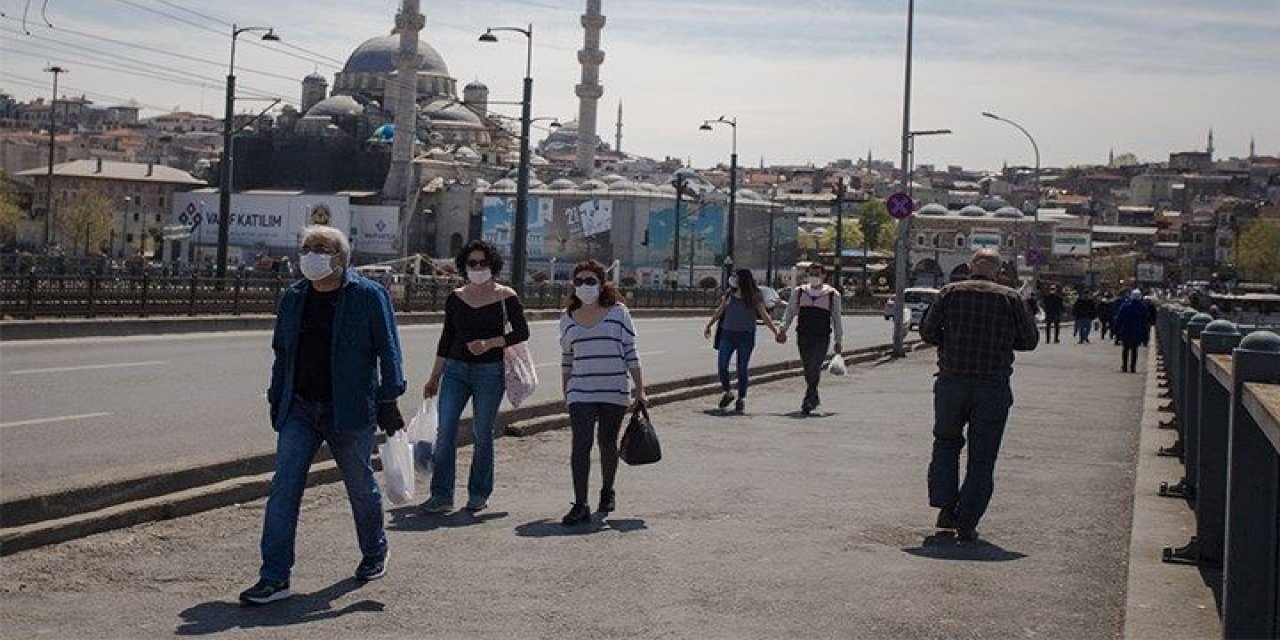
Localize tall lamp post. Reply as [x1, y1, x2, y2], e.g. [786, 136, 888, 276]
[832, 177, 847, 291]
[890, 0, 916, 358]
[700, 116, 737, 286]
[216, 25, 278, 280]
[670, 170, 692, 289]
[480, 24, 534, 293]
[43, 64, 68, 247]
[982, 111, 1040, 279]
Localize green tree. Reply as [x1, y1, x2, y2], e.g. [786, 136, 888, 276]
[1236, 219, 1280, 282]
[0, 176, 23, 243]
[819, 218, 863, 252]
[58, 190, 114, 256]
[856, 199, 896, 252]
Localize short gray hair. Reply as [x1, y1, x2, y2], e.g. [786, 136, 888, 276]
[969, 248, 1001, 277]
[300, 225, 351, 266]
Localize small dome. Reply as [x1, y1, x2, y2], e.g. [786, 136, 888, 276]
[599, 173, 626, 184]
[304, 94, 363, 118]
[580, 179, 609, 191]
[464, 80, 488, 91]
[422, 100, 482, 126]
[474, 178, 492, 190]
[960, 205, 987, 217]
[549, 179, 578, 190]
[994, 206, 1024, 219]
[919, 203, 949, 216]
[490, 178, 517, 191]
[528, 178, 545, 188]
[609, 180, 637, 191]
[979, 196, 1009, 211]
[303, 72, 327, 84]
[343, 32, 450, 76]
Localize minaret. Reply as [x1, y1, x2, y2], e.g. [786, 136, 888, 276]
[1249, 136, 1256, 159]
[1207, 127, 1214, 159]
[382, 0, 423, 254]
[1108, 148, 1114, 167]
[575, 0, 605, 176]
[614, 101, 622, 153]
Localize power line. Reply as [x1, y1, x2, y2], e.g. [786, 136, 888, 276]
[150, 0, 232, 27]
[144, 0, 346, 67]
[1, 72, 178, 112]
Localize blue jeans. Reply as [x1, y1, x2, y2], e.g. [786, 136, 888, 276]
[1074, 319, 1092, 342]
[431, 359, 506, 502]
[260, 396, 385, 582]
[717, 329, 757, 398]
[927, 375, 1014, 530]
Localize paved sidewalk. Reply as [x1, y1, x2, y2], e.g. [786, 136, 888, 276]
[2, 341, 1157, 639]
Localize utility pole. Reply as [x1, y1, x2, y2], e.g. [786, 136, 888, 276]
[890, 0, 915, 358]
[43, 65, 67, 247]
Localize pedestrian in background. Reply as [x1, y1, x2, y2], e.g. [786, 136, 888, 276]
[1097, 293, 1114, 341]
[421, 240, 530, 514]
[1041, 285, 1064, 343]
[559, 260, 647, 525]
[1072, 293, 1097, 344]
[777, 263, 844, 415]
[241, 226, 406, 605]
[1113, 289, 1148, 373]
[920, 249, 1039, 541]
[704, 269, 783, 413]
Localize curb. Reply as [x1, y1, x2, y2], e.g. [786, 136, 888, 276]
[0, 339, 924, 555]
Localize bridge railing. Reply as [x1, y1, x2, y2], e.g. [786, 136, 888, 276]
[1154, 304, 1280, 639]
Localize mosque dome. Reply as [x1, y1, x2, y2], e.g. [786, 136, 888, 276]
[303, 72, 327, 84]
[491, 178, 518, 191]
[464, 80, 488, 92]
[994, 206, 1024, 219]
[549, 179, 578, 190]
[304, 94, 364, 118]
[580, 179, 609, 191]
[343, 32, 450, 76]
[918, 203, 949, 216]
[959, 205, 988, 217]
[422, 99, 483, 126]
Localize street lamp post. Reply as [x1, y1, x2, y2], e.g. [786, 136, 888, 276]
[480, 24, 534, 293]
[982, 111, 1040, 280]
[766, 200, 776, 287]
[670, 170, 692, 290]
[890, 0, 916, 358]
[216, 24, 278, 280]
[832, 178, 847, 291]
[700, 116, 737, 286]
[43, 65, 67, 247]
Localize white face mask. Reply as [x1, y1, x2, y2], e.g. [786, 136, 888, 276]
[299, 253, 335, 281]
[728, 276, 738, 289]
[467, 269, 492, 284]
[576, 284, 600, 305]
[807, 276, 822, 287]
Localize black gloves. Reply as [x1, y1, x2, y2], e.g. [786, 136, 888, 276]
[377, 402, 405, 436]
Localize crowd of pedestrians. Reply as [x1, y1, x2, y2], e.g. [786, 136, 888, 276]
[239, 226, 1149, 606]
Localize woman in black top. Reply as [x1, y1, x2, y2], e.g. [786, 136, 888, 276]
[420, 241, 529, 513]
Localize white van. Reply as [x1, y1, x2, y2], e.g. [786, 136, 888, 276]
[904, 287, 940, 330]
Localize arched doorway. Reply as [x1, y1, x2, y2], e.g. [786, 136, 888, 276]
[912, 258, 943, 287]
[449, 232, 464, 257]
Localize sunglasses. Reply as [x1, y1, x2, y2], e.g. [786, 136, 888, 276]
[573, 277, 600, 286]
[466, 259, 490, 268]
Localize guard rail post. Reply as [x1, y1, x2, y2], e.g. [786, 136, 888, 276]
[86, 274, 98, 318]
[1162, 312, 1214, 563]
[1158, 309, 1198, 496]
[1221, 330, 1280, 639]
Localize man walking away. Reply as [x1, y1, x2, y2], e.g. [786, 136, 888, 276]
[1041, 285, 1064, 343]
[1072, 293, 1097, 343]
[1097, 293, 1114, 341]
[777, 263, 843, 415]
[920, 249, 1039, 541]
[240, 226, 407, 605]
[1113, 289, 1148, 373]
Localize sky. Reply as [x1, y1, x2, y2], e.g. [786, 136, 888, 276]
[2, 0, 1278, 172]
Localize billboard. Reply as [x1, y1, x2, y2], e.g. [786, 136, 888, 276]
[171, 192, 351, 249]
[637, 202, 725, 270]
[970, 229, 1002, 250]
[1052, 230, 1091, 256]
[351, 205, 400, 256]
[1136, 261, 1165, 283]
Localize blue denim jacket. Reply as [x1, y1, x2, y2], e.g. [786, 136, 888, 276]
[267, 269, 406, 431]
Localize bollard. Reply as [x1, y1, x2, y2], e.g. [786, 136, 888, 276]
[1158, 306, 1182, 421]
[1221, 330, 1280, 639]
[1163, 319, 1240, 566]
[1183, 313, 1214, 486]
[1158, 309, 1198, 497]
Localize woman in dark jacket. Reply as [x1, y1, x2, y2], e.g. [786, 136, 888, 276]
[1112, 289, 1148, 373]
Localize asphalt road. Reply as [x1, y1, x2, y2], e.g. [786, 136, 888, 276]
[0, 315, 891, 498]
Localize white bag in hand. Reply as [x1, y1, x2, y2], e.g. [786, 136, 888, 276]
[827, 354, 848, 376]
[407, 400, 437, 474]
[378, 431, 415, 506]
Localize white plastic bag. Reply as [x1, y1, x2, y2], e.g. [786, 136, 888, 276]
[407, 400, 437, 474]
[503, 341, 539, 408]
[827, 354, 848, 376]
[378, 430, 415, 505]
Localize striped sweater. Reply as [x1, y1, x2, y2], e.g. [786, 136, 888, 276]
[560, 304, 641, 406]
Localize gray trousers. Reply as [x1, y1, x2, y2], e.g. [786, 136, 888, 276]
[797, 333, 830, 407]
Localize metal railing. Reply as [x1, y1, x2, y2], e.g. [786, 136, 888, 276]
[1154, 304, 1280, 639]
[0, 274, 724, 318]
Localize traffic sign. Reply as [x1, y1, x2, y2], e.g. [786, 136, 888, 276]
[886, 192, 914, 220]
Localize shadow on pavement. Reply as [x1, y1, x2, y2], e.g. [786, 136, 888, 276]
[701, 409, 741, 418]
[174, 579, 382, 635]
[386, 509, 509, 532]
[777, 411, 836, 419]
[901, 533, 1027, 562]
[514, 517, 648, 537]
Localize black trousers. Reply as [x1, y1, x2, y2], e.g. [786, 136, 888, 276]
[568, 402, 627, 505]
[797, 333, 830, 407]
[1098, 318, 1112, 339]
[1122, 341, 1141, 372]
[1044, 316, 1061, 343]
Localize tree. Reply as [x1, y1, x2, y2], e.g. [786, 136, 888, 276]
[0, 176, 23, 244]
[1236, 219, 1280, 283]
[819, 218, 863, 252]
[856, 200, 896, 252]
[58, 190, 114, 257]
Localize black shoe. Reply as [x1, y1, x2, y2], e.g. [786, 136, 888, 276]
[718, 391, 734, 409]
[957, 526, 979, 541]
[800, 402, 812, 416]
[239, 578, 292, 605]
[935, 507, 960, 530]
[562, 502, 591, 525]
[734, 399, 745, 413]
[598, 489, 616, 513]
[355, 550, 388, 581]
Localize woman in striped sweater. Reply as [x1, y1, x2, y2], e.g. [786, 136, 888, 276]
[558, 260, 647, 525]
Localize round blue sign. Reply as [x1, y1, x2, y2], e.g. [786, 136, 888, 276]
[886, 192, 914, 220]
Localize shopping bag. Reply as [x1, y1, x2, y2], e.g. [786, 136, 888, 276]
[620, 405, 662, 465]
[827, 355, 848, 376]
[503, 341, 539, 408]
[378, 431, 416, 505]
[406, 400, 437, 474]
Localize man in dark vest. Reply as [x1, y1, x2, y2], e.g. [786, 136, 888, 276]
[777, 263, 844, 415]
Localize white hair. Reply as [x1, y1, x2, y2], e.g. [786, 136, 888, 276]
[301, 225, 351, 266]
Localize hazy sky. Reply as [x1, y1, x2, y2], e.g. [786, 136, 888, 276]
[3, 0, 1277, 171]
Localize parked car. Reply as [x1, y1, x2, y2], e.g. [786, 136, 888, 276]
[904, 287, 940, 330]
[758, 286, 785, 321]
[883, 297, 895, 320]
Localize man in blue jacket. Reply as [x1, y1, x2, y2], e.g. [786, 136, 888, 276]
[240, 226, 407, 605]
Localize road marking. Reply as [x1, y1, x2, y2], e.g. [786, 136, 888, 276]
[0, 412, 113, 428]
[6, 361, 168, 375]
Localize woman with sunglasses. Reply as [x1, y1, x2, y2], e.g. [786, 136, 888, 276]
[420, 240, 529, 514]
[704, 268, 782, 413]
[558, 260, 647, 525]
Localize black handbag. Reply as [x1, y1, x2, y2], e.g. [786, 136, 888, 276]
[620, 405, 662, 465]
